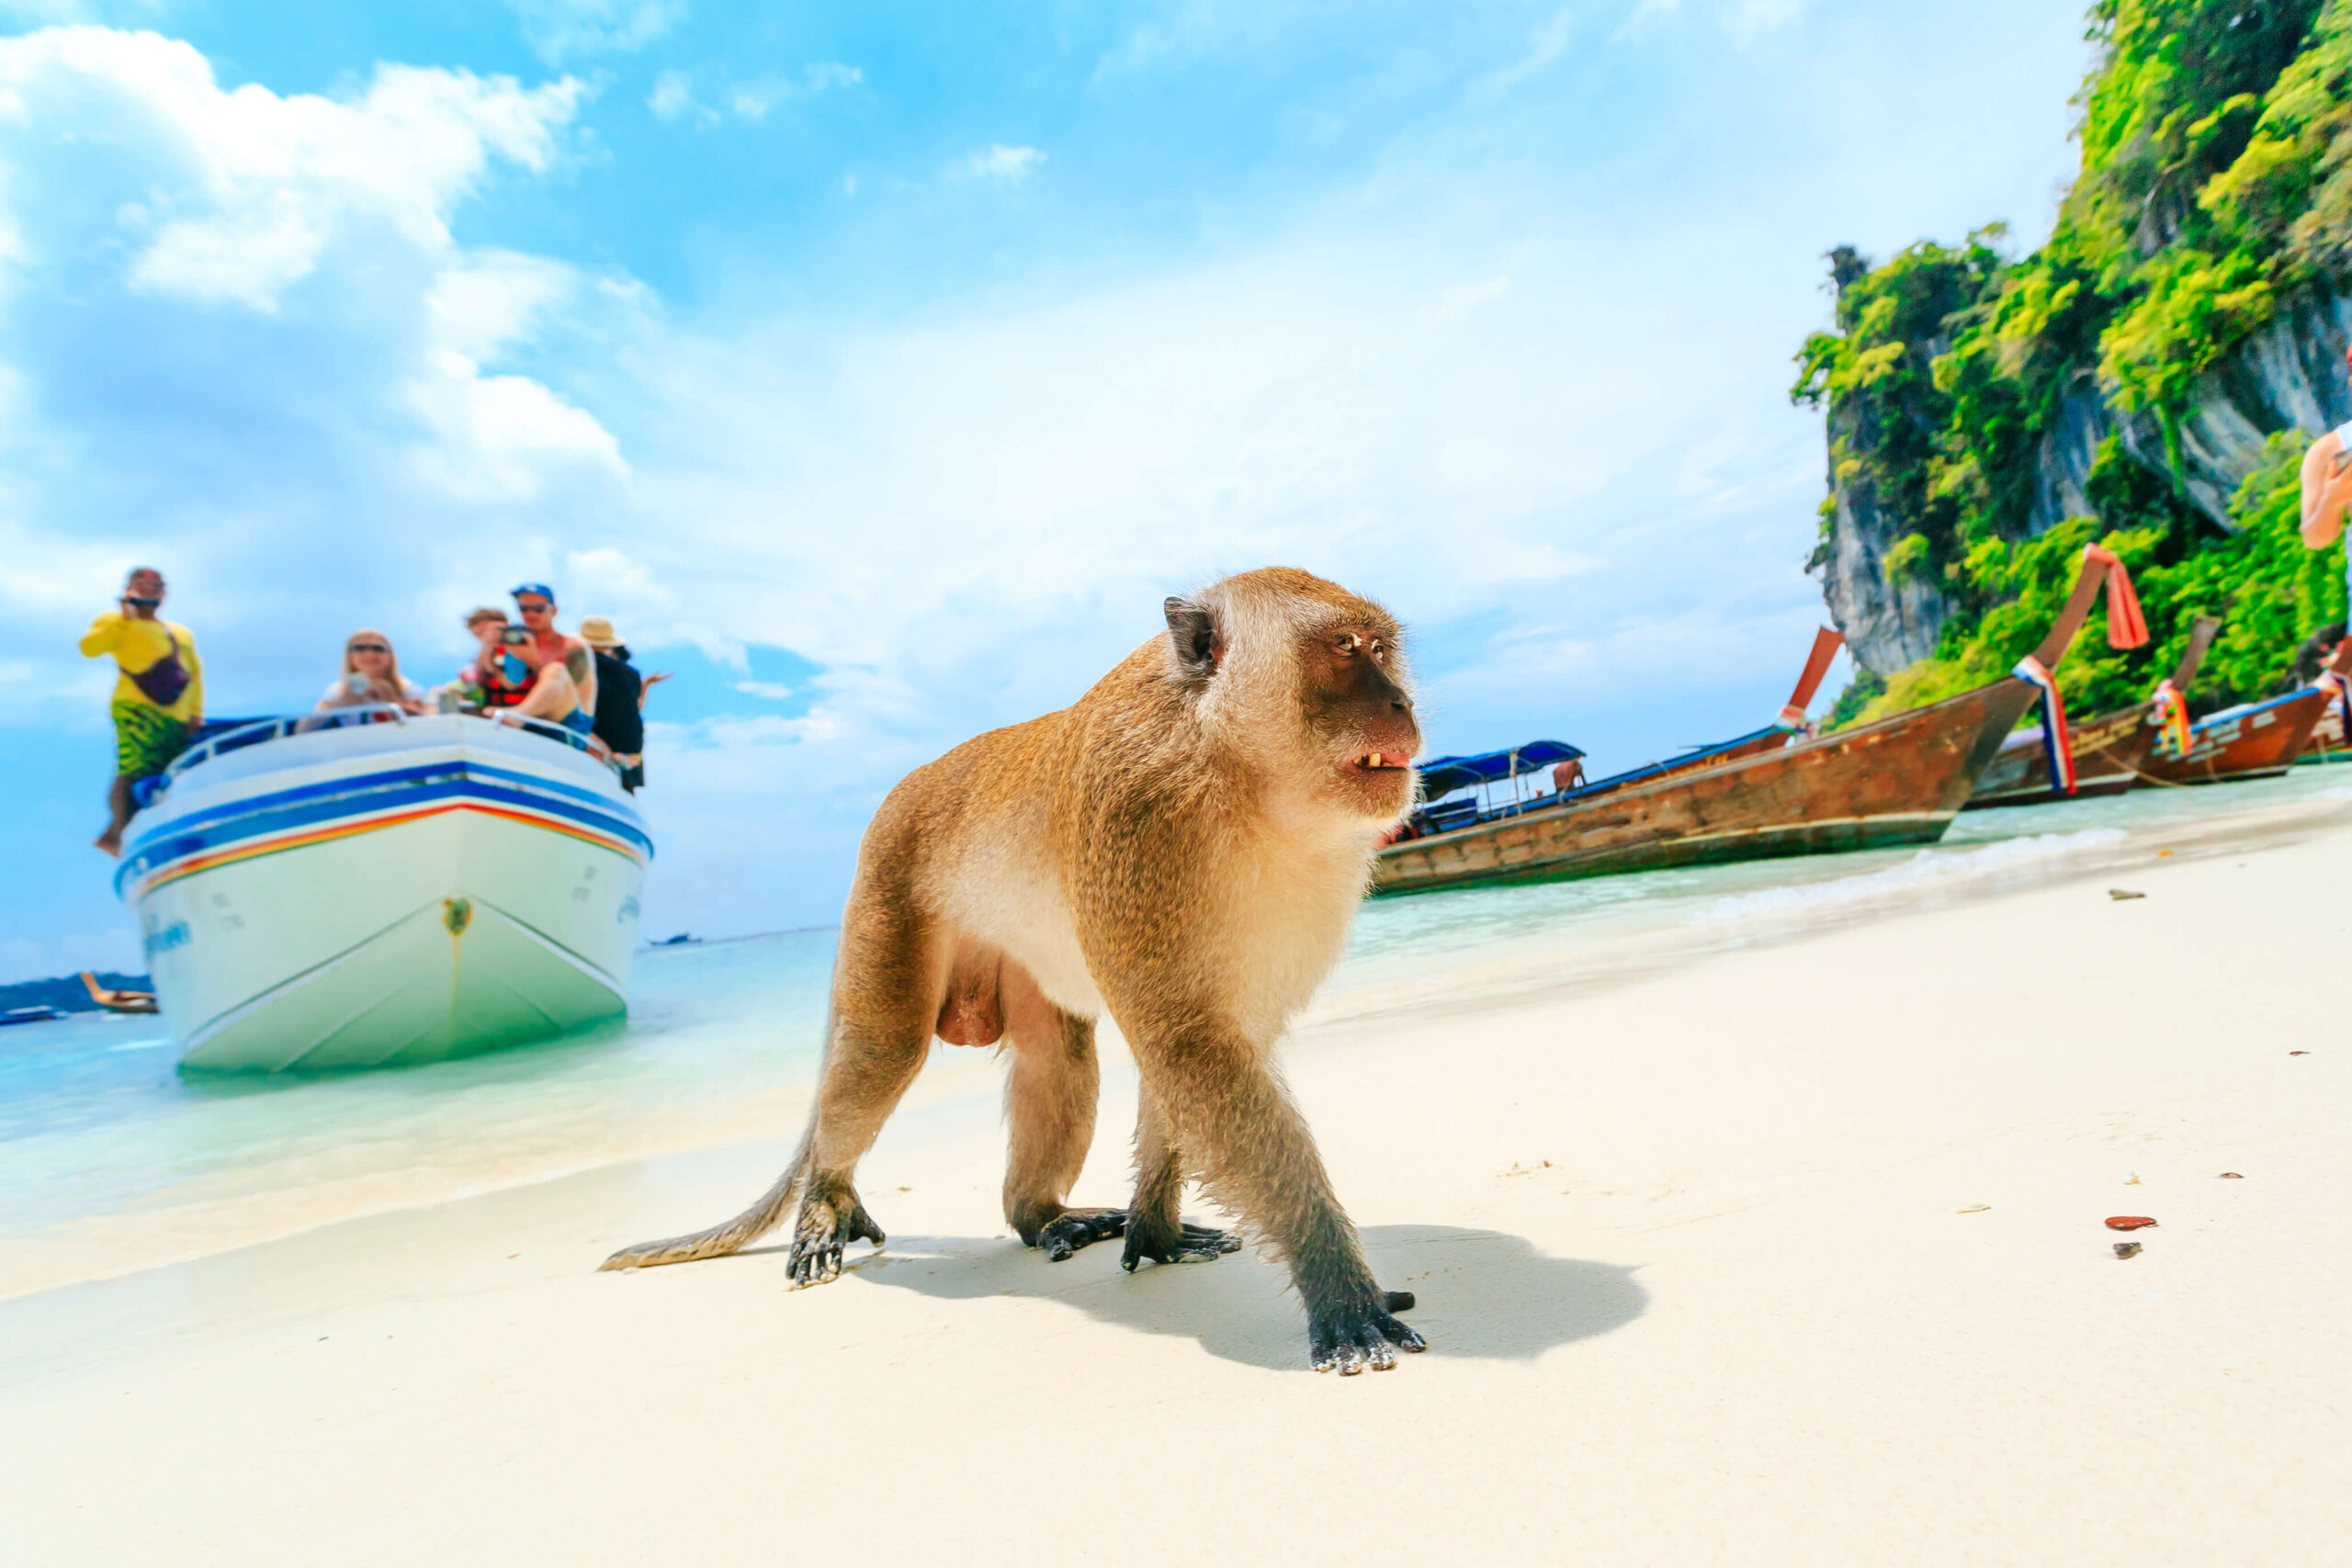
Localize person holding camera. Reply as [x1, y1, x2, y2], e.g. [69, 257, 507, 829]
[80, 566, 203, 857]
[316, 628, 427, 716]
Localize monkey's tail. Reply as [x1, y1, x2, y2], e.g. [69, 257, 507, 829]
[597, 1148, 809, 1271]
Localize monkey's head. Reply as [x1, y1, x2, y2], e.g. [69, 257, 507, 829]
[1164, 568, 1421, 824]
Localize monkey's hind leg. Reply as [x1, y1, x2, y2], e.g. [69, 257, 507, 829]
[784, 1009, 933, 1286]
[1120, 1086, 1241, 1271]
[998, 966, 1131, 1263]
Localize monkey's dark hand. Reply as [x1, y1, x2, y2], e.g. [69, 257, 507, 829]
[1308, 1301, 1426, 1375]
[786, 1186, 885, 1288]
[1119, 1221, 1243, 1271]
[1035, 1208, 1126, 1262]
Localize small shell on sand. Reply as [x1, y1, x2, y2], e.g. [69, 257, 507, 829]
[1955, 1204, 1991, 1213]
[2219, 1172, 2245, 1179]
[2106, 1216, 2158, 1231]
[2113, 1242, 2143, 1259]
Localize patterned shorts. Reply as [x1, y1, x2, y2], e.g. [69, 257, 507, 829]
[112, 699, 189, 781]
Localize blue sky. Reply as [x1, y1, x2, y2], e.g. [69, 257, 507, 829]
[0, 0, 2093, 977]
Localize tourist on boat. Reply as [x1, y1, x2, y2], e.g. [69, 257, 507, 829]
[79, 566, 202, 858]
[497, 628, 596, 739]
[580, 615, 668, 794]
[454, 607, 533, 712]
[316, 628, 428, 716]
[510, 582, 597, 716]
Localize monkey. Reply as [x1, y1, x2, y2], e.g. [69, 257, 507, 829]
[603, 567, 1428, 1375]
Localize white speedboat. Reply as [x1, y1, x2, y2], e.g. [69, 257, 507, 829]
[116, 708, 650, 1071]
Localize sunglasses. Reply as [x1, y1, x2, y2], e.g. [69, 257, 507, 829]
[515, 602, 553, 615]
[349, 643, 390, 654]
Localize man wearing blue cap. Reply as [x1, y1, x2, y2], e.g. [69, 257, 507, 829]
[509, 582, 597, 719]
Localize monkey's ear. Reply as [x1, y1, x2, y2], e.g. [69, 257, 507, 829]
[1164, 596, 1217, 677]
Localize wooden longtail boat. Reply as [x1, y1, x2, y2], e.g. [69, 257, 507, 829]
[2296, 637, 2351, 764]
[1965, 615, 2221, 809]
[1374, 548, 2137, 896]
[2132, 686, 2329, 786]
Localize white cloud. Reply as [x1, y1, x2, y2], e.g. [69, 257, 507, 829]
[0, 26, 626, 660]
[728, 75, 790, 123]
[646, 67, 707, 124]
[427, 249, 577, 361]
[650, 62, 862, 128]
[403, 347, 627, 502]
[0, 28, 582, 312]
[503, 0, 684, 65]
[954, 143, 1045, 183]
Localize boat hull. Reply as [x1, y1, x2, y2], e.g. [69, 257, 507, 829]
[2301, 690, 2347, 763]
[1963, 704, 2155, 809]
[2132, 687, 2327, 788]
[1374, 678, 2037, 896]
[117, 716, 649, 1071]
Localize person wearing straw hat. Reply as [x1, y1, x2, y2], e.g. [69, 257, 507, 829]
[580, 615, 667, 793]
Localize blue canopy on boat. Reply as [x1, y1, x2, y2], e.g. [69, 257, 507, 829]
[1415, 739, 1584, 799]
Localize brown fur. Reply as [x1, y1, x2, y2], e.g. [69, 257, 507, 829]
[602, 568, 1428, 1373]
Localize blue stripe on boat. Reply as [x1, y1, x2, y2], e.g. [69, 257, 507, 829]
[117, 763, 652, 899]
[2190, 688, 2311, 732]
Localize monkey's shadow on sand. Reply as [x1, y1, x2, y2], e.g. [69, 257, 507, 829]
[836, 1224, 1646, 1371]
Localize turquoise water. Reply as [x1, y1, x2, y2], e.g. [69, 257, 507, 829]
[3, 762, 2345, 1284]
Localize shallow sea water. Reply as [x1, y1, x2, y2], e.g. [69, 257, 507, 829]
[4, 762, 2346, 1279]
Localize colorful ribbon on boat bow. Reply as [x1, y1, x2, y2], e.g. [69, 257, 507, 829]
[2012, 653, 2075, 795]
[2083, 544, 2151, 649]
[2148, 677, 2192, 761]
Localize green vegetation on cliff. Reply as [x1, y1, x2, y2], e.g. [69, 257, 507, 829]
[1796, 0, 2350, 721]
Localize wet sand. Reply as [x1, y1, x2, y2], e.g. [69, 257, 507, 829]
[4, 795, 2349, 1564]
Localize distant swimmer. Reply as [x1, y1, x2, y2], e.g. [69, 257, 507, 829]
[79, 567, 202, 858]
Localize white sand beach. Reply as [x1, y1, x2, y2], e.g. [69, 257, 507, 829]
[6, 790, 2350, 1565]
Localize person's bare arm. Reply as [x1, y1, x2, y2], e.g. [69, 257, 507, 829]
[638, 671, 672, 710]
[2301, 433, 2352, 548]
[564, 642, 598, 714]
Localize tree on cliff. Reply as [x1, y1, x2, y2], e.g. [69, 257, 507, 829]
[1797, 0, 2352, 723]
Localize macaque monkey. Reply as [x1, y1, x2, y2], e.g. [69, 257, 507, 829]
[605, 568, 1429, 1374]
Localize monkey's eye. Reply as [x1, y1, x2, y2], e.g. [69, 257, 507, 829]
[1335, 632, 1364, 655]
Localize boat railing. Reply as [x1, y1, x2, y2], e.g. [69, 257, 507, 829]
[162, 705, 598, 790]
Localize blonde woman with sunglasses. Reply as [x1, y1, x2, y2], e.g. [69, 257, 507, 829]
[318, 628, 427, 715]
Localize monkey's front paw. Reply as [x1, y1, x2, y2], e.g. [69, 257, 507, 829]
[1119, 1222, 1242, 1272]
[787, 1189, 885, 1288]
[1308, 1303, 1426, 1375]
[1035, 1208, 1126, 1262]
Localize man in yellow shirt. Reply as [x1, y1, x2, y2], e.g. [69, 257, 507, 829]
[80, 567, 203, 856]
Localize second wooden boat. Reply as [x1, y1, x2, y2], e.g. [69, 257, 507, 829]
[1965, 615, 2222, 809]
[1374, 546, 2142, 896]
[2132, 685, 2330, 786]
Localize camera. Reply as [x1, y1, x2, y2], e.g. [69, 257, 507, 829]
[500, 626, 531, 646]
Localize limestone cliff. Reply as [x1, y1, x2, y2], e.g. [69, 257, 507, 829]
[1795, 0, 2352, 716]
